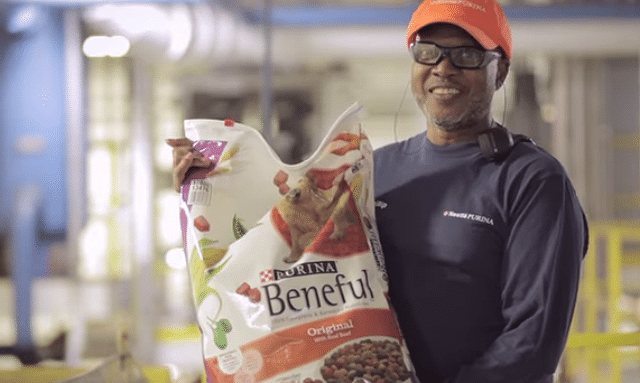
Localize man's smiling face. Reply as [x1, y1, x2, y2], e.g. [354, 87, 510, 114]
[411, 23, 507, 133]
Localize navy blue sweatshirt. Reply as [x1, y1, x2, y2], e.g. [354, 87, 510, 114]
[374, 132, 588, 383]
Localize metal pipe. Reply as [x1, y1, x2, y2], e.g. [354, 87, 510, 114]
[12, 185, 41, 352]
[266, 4, 640, 26]
[63, 8, 86, 366]
[260, 0, 273, 144]
[131, 61, 156, 363]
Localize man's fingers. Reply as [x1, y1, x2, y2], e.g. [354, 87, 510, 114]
[167, 137, 212, 191]
[170, 140, 210, 165]
[173, 152, 194, 192]
[190, 156, 212, 167]
[166, 138, 193, 148]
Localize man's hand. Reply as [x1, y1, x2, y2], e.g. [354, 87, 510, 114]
[166, 138, 212, 192]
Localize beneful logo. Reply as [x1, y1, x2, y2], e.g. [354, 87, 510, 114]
[443, 210, 494, 226]
[262, 269, 375, 316]
[430, 0, 486, 12]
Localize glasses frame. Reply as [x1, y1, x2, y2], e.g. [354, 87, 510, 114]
[410, 41, 503, 69]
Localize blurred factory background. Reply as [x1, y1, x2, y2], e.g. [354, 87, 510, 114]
[0, 0, 640, 382]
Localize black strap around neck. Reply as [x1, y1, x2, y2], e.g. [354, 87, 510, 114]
[477, 125, 533, 161]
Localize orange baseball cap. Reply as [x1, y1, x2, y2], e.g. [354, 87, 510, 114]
[406, 0, 513, 59]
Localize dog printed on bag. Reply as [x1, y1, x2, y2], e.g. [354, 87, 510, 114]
[275, 170, 358, 263]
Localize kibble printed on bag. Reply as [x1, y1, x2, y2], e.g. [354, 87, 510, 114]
[179, 104, 416, 383]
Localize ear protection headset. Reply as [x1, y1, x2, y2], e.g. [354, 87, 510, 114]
[477, 125, 533, 161]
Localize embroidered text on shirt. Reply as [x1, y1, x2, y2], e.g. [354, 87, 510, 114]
[443, 210, 494, 226]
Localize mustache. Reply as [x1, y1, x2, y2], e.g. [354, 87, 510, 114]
[427, 80, 463, 91]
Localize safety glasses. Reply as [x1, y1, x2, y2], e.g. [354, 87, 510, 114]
[410, 41, 502, 69]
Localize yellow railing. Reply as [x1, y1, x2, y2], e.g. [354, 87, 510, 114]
[563, 222, 640, 383]
[0, 364, 170, 383]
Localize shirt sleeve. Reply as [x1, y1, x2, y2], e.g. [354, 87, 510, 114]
[449, 172, 588, 383]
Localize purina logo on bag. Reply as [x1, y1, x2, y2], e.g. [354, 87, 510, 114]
[260, 261, 338, 283]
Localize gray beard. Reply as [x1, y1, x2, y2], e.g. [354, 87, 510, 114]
[430, 117, 466, 131]
[429, 114, 474, 132]
[428, 101, 491, 132]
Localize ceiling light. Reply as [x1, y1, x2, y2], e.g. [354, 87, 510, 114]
[82, 35, 130, 58]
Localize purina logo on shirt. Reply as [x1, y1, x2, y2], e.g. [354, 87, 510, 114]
[375, 200, 388, 209]
[443, 210, 494, 226]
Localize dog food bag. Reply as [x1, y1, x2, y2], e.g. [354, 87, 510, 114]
[179, 103, 416, 383]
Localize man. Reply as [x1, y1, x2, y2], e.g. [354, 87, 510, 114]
[373, 1, 588, 382]
[169, 1, 588, 382]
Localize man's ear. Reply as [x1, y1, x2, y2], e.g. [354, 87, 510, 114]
[496, 58, 510, 90]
